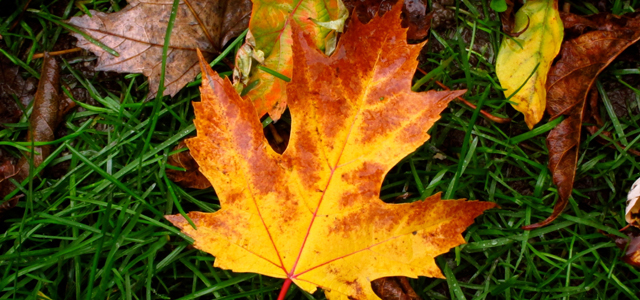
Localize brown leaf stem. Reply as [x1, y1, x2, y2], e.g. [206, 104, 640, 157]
[504, 16, 530, 37]
[9, 0, 32, 32]
[32, 48, 82, 59]
[430, 79, 511, 123]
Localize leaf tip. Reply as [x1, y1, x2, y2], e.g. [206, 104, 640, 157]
[165, 214, 188, 229]
[196, 48, 208, 75]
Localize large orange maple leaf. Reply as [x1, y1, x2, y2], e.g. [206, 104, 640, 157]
[166, 4, 495, 299]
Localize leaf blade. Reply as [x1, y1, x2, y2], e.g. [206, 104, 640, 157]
[496, 0, 563, 129]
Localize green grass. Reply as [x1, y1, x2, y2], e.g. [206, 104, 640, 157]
[2, 0, 640, 299]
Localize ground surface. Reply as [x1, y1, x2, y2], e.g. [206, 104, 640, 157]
[2, 0, 640, 299]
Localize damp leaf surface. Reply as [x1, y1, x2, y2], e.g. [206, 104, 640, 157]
[523, 12, 640, 229]
[166, 5, 495, 299]
[496, 0, 563, 129]
[67, 0, 251, 99]
[238, 0, 346, 120]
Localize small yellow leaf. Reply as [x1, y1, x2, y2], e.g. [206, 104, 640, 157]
[496, 0, 563, 129]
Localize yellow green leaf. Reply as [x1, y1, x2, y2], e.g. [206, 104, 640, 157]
[496, 0, 563, 129]
[237, 0, 346, 120]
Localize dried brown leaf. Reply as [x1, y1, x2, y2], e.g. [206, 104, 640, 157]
[67, 0, 251, 99]
[0, 59, 37, 125]
[372, 277, 422, 300]
[523, 13, 640, 229]
[0, 53, 60, 209]
[499, 0, 517, 34]
[602, 227, 640, 268]
[166, 141, 211, 189]
[343, 0, 432, 41]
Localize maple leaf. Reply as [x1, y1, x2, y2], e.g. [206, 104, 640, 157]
[67, 0, 251, 100]
[237, 0, 345, 120]
[166, 4, 495, 299]
[496, 0, 563, 129]
[522, 13, 640, 229]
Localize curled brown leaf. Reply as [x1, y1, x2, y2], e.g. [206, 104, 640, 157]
[166, 141, 211, 190]
[0, 59, 37, 125]
[499, 0, 516, 35]
[0, 53, 60, 211]
[372, 277, 422, 300]
[602, 226, 640, 268]
[523, 13, 640, 229]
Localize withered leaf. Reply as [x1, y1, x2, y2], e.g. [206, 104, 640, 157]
[0, 53, 60, 209]
[498, 0, 517, 35]
[166, 141, 211, 189]
[67, 0, 251, 100]
[560, 11, 597, 35]
[602, 226, 640, 268]
[372, 277, 422, 300]
[166, 4, 495, 299]
[523, 13, 640, 229]
[0, 58, 37, 125]
[342, 0, 432, 41]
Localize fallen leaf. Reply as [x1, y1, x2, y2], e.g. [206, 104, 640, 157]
[601, 177, 640, 268]
[602, 226, 640, 268]
[166, 141, 211, 189]
[600, 176, 640, 268]
[342, 0, 432, 41]
[237, 0, 345, 120]
[166, 4, 495, 299]
[372, 277, 422, 300]
[560, 11, 597, 35]
[497, 0, 516, 33]
[0, 158, 16, 182]
[0, 58, 37, 125]
[67, 0, 251, 100]
[496, 0, 563, 129]
[0, 53, 60, 209]
[522, 13, 640, 230]
[626, 177, 640, 227]
[0, 150, 19, 214]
